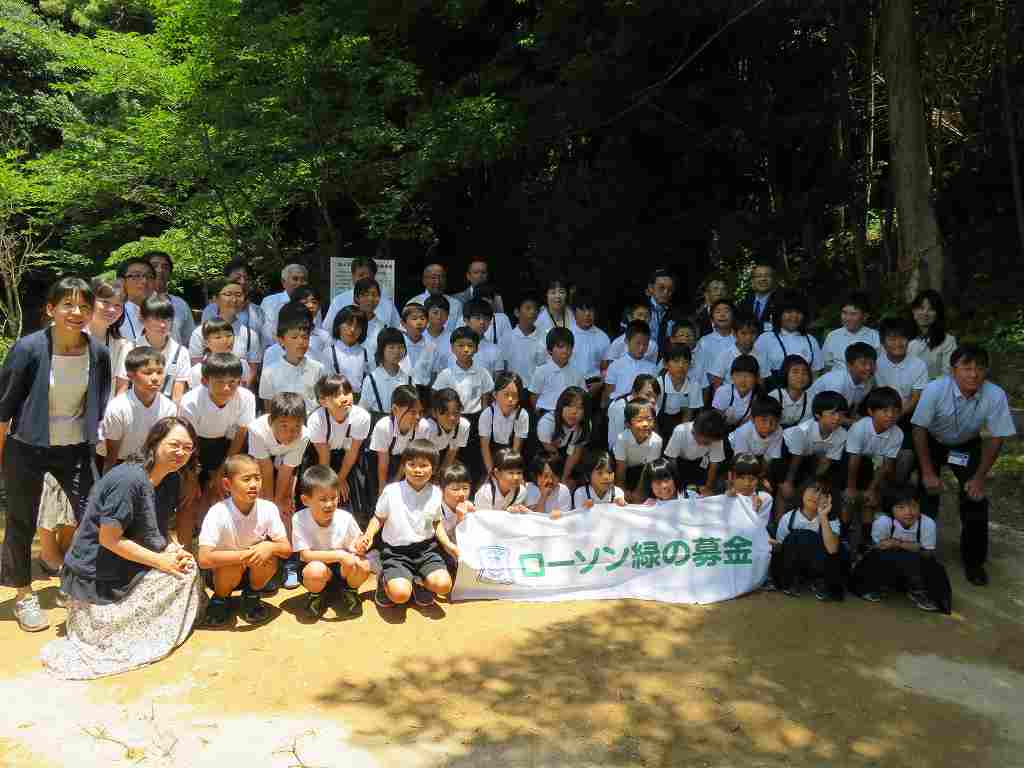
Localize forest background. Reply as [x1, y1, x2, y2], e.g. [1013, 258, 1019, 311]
[1, 0, 1023, 370]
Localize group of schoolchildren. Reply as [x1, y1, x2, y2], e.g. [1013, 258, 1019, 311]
[54, 254, 975, 625]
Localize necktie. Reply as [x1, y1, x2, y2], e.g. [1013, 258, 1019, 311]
[755, 298, 763, 320]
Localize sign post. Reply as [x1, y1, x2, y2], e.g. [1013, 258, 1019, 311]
[330, 257, 396, 299]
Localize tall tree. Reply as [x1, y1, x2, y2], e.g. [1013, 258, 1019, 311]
[881, 0, 945, 297]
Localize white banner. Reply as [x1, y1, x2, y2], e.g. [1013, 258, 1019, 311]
[451, 496, 771, 605]
[330, 257, 396, 299]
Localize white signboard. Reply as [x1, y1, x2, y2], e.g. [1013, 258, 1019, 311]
[451, 496, 771, 605]
[330, 257, 396, 299]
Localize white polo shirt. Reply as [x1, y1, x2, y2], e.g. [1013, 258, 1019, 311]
[200, 303, 271, 351]
[613, 429, 664, 468]
[530, 360, 585, 411]
[709, 343, 764, 387]
[187, 359, 251, 391]
[433, 364, 494, 414]
[664, 421, 726, 463]
[728, 421, 784, 459]
[874, 353, 928, 406]
[473, 478, 529, 511]
[188, 316, 263, 364]
[360, 366, 414, 414]
[572, 483, 624, 509]
[374, 479, 443, 546]
[695, 331, 736, 380]
[871, 514, 936, 550]
[292, 506, 362, 554]
[525, 482, 572, 516]
[607, 395, 661, 451]
[776, 509, 841, 544]
[570, 325, 611, 379]
[845, 416, 903, 460]
[536, 412, 586, 454]
[605, 354, 658, 400]
[767, 387, 812, 427]
[130, 334, 190, 395]
[247, 414, 309, 467]
[499, 326, 548, 384]
[754, 329, 824, 375]
[100, 390, 178, 459]
[808, 368, 872, 414]
[317, 340, 370, 393]
[658, 372, 701, 416]
[179, 385, 256, 439]
[442, 338, 503, 377]
[199, 497, 287, 551]
[322, 289, 401, 332]
[417, 416, 471, 453]
[258, 355, 324, 414]
[478, 403, 530, 446]
[782, 420, 847, 461]
[711, 384, 754, 427]
[822, 326, 881, 370]
[911, 376, 1017, 446]
[605, 333, 658, 365]
[407, 292, 463, 333]
[369, 415, 431, 456]
[307, 404, 371, 450]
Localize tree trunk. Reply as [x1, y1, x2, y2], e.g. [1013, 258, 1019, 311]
[881, 0, 944, 299]
[1002, 3, 1024, 258]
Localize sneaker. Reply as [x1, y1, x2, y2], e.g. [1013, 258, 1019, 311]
[413, 581, 435, 607]
[909, 590, 939, 612]
[305, 592, 326, 620]
[760, 576, 777, 592]
[335, 588, 362, 618]
[204, 596, 232, 627]
[858, 591, 882, 603]
[282, 559, 301, 590]
[38, 559, 61, 577]
[14, 593, 49, 632]
[812, 582, 843, 602]
[239, 591, 271, 624]
[374, 578, 394, 608]
[782, 584, 802, 598]
[55, 590, 68, 609]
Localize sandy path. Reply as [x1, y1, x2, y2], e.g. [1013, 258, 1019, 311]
[1, 528, 1022, 768]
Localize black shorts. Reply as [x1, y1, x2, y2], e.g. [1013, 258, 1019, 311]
[197, 436, 231, 485]
[624, 463, 644, 490]
[380, 538, 447, 585]
[203, 565, 264, 592]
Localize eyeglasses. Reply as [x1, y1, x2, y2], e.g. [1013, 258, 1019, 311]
[124, 273, 151, 280]
[165, 441, 194, 454]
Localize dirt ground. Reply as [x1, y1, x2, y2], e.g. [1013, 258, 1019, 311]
[1, 487, 1023, 767]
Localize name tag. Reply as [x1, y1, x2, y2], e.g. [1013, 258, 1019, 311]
[948, 450, 969, 467]
[763, 322, 773, 332]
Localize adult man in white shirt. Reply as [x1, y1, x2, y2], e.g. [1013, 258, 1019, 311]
[453, 259, 504, 314]
[407, 263, 463, 333]
[911, 344, 1017, 586]
[261, 263, 323, 338]
[321, 256, 401, 332]
[117, 258, 155, 339]
[146, 250, 196, 347]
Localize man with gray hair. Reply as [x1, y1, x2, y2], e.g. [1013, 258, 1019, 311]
[407, 262, 463, 333]
[260, 263, 322, 338]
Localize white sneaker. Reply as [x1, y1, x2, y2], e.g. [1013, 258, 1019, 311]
[14, 593, 49, 632]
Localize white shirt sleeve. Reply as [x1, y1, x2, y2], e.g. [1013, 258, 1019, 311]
[845, 420, 868, 455]
[536, 413, 555, 444]
[308, 408, 328, 444]
[100, 398, 129, 442]
[478, 407, 494, 438]
[514, 409, 530, 439]
[613, 432, 628, 462]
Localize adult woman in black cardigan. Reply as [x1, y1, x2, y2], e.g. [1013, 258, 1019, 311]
[41, 417, 205, 679]
[0, 277, 111, 632]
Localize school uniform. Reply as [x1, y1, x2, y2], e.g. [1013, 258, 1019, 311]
[201, 302, 272, 351]
[875, 353, 928, 448]
[711, 384, 754, 428]
[822, 326, 881, 371]
[369, 415, 431, 485]
[845, 417, 903, 463]
[530, 360, 585, 413]
[261, 292, 324, 339]
[186, 359, 252, 391]
[767, 387, 812, 428]
[375, 479, 447, 585]
[247, 414, 310, 469]
[473, 478, 529, 510]
[807, 368, 873, 416]
[100, 390, 178, 462]
[307, 404, 372, 523]
[770, 508, 847, 597]
[728, 422, 784, 460]
[911, 376, 1016, 571]
[259, 355, 324, 414]
[479, 403, 530, 451]
[100, 331, 133, 390]
[443, 339, 503, 376]
[151, 293, 196, 347]
[708, 344, 764, 388]
[663, 421, 726, 489]
[500, 326, 549, 385]
[179, 385, 257, 484]
[360, 365, 415, 418]
[423, 329, 452, 380]
[408, 292, 464, 332]
[570, 325, 610, 385]
[316, 340, 370, 394]
[198, 497, 288, 583]
[604, 354, 658, 401]
[0, 329, 111, 588]
[656, 371, 701, 439]
[134, 334, 190, 397]
[572, 483, 625, 510]
[525, 482, 572, 516]
[782, 419, 847, 488]
[537, 410, 586, 452]
[613, 430, 664, 489]
[402, 333, 434, 373]
[322, 290, 402, 333]
[694, 332, 736, 385]
[754, 329, 824, 387]
[483, 313, 514, 346]
[261, 326, 331, 368]
[433, 364, 493, 478]
[850, 514, 950, 612]
[534, 307, 576, 336]
[604, 334, 658, 365]
[361, 317, 387, 363]
[418, 416, 471, 458]
[291, 506, 362, 585]
[187, 317, 263, 366]
[907, 334, 957, 380]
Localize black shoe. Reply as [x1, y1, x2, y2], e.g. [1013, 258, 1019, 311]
[812, 582, 843, 602]
[413, 581, 436, 606]
[965, 566, 989, 586]
[239, 591, 271, 624]
[204, 596, 232, 627]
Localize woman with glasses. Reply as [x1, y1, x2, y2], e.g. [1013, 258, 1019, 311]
[41, 417, 206, 679]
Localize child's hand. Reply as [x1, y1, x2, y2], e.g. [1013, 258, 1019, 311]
[549, 508, 562, 520]
[768, 537, 779, 550]
[249, 541, 277, 566]
[353, 534, 372, 554]
[456, 500, 475, 520]
[817, 493, 833, 518]
[583, 500, 595, 509]
[508, 504, 531, 514]
[444, 543, 460, 560]
[337, 477, 350, 503]
[697, 485, 712, 497]
[643, 499, 657, 507]
[877, 537, 897, 550]
[614, 497, 627, 508]
[751, 493, 763, 512]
